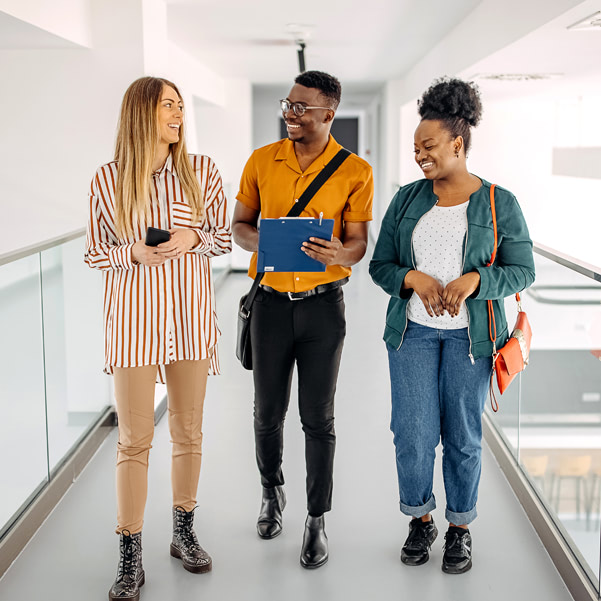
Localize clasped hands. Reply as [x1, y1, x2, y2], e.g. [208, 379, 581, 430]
[132, 229, 200, 267]
[405, 270, 480, 318]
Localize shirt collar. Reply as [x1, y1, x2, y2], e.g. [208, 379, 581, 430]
[275, 135, 342, 175]
[153, 153, 174, 178]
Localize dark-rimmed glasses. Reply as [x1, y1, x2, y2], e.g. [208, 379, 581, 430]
[279, 99, 332, 117]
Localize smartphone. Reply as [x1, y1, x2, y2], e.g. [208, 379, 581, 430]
[145, 227, 171, 247]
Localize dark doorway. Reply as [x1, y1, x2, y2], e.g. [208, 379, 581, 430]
[279, 117, 359, 154]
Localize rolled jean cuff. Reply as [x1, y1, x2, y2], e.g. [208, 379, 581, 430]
[445, 505, 477, 525]
[400, 494, 436, 518]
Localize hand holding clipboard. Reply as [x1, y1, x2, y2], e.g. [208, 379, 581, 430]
[301, 232, 345, 266]
[257, 215, 335, 272]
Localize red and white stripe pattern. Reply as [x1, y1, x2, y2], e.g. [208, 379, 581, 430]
[85, 154, 231, 381]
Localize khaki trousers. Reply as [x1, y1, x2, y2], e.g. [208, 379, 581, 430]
[113, 359, 209, 534]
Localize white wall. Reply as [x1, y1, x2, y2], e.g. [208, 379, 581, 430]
[0, 0, 254, 417]
[0, 0, 252, 258]
[141, 0, 168, 75]
[470, 89, 601, 266]
[167, 42, 226, 109]
[380, 0, 585, 217]
[252, 84, 288, 151]
[0, 0, 145, 255]
[0, 0, 93, 47]
[361, 92, 384, 229]
[380, 0, 601, 268]
[376, 80, 404, 232]
[397, 86, 601, 266]
[389, 2, 601, 265]
[195, 78, 253, 270]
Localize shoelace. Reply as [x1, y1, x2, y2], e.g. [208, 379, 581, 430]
[180, 528, 201, 552]
[444, 531, 468, 556]
[117, 533, 140, 581]
[175, 514, 202, 553]
[406, 522, 431, 548]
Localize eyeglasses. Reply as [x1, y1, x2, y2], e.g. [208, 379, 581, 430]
[279, 99, 332, 117]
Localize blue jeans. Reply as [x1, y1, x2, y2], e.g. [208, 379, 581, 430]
[387, 321, 492, 525]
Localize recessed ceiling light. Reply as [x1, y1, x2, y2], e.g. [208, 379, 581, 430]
[567, 11, 601, 31]
[285, 23, 315, 40]
[471, 73, 563, 82]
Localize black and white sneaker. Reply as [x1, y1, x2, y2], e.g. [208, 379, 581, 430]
[442, 526, 472, 574]
[400, 517, 438, 566]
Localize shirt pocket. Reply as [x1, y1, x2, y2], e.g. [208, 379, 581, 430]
[171, 200, 195, 229]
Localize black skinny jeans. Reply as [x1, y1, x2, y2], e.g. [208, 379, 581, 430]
[250, 285, 346, 515]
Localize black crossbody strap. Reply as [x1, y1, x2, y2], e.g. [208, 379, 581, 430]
[252, 147, 351, 291]
[243, 272, 264, 311]
[286, 148, 351, 217]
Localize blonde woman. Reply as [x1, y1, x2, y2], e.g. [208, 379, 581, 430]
[85, 76, 231, 601]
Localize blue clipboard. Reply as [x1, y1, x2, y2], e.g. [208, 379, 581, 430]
[257, 217, 335, 273]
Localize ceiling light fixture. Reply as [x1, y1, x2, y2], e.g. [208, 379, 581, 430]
[285, 23, 315, 40]
[471, 73, 563, 82]
[297, 40, 306, 73]
[285, 24, 314, 74]
[567, 11, 601, 31]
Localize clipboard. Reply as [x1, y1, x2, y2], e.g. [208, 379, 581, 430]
[257, 217, 335, 272]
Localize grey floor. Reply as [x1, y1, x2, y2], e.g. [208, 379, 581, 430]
[0, 265, 575, 601]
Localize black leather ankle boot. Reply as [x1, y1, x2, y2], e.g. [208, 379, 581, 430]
[300, 514, 328, 569]
[257, 485, 286, 539]
[170, 506, 212, 573]
[109, 530, 144, 601]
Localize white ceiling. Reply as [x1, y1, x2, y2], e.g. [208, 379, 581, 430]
[3, 0, 600, 100]
[463, 0, 601, 100]
[166, 0, 481, 85]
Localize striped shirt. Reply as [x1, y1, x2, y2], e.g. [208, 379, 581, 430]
[85, 154, 231, 381]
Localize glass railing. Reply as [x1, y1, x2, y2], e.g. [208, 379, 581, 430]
[0, 231, 114, 540]
[486, 242, 601, 594]
[0, 226, 233, 554]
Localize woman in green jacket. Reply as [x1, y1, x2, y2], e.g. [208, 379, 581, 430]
[369, 77, 534, 574]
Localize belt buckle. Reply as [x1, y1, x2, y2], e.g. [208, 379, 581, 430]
[287, 291, 303, 301]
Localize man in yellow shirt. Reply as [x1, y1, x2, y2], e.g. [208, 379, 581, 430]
[233, 70, 373, 568]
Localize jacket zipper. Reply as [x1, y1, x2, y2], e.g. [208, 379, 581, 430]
[462, 209, 475, 364]
[396, 208, 429, 351]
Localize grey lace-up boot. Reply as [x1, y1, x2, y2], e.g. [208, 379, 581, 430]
[109, 530, 145, 601]
[170, 506, 212, 573]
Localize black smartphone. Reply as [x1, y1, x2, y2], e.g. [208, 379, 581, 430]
[145, 227, 171, 247]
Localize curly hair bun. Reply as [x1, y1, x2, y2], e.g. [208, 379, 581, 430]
[418, 77, 482, 127]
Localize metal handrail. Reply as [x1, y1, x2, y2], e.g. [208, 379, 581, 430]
[0, 233, 597, 281]
[527, 285, 601, 305]
[0, 228, 86, 267]
[534, 241, 601, 283]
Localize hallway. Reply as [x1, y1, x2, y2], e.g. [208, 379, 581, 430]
[0, 266, 574, 601]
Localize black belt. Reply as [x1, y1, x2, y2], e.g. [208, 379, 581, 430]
[260, 277, 349, 301]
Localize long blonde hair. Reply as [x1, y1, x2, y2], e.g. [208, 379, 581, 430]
[114, 76, 204, 238]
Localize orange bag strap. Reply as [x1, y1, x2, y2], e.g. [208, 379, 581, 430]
[488, 375, 499, 413]
[486, 184, 523, 412]
[486, 184, 498, 268]
[486, 184, 521, 352]
[487, 185, 498, 352]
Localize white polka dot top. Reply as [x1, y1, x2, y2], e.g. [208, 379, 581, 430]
[407, 201, 469, 329]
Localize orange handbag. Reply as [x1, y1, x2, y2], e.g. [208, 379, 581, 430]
[486, 184, 532, 411]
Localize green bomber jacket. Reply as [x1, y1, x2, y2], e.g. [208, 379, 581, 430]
[369, 177, 535, 361]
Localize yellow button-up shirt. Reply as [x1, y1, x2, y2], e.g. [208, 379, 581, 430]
[236, 136, 374, 292]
